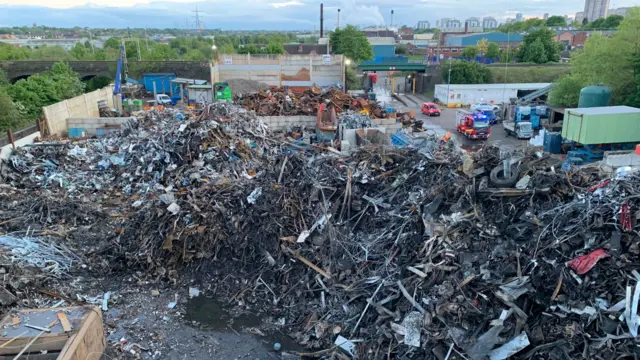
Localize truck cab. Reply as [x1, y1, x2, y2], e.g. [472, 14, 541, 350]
[503, 120, 533, 139]
[155, 94, 172, 106]
[456, 110, 491, 140]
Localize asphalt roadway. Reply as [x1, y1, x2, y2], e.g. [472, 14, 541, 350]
[399, 93, 526, 151]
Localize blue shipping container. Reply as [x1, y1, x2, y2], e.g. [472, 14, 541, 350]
[142, 73, 177, 93]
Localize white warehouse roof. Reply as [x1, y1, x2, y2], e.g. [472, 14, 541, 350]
[436, 83, 552, 90]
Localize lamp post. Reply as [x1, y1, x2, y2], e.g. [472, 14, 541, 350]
[211, 45, 218, 100]
[344, 58, 352, 91]
[446, 58, 452, 107]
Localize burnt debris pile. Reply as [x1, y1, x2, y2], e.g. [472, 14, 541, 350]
[1, 103, 639, 359]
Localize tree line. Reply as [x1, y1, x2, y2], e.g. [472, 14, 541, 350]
[0, 63, 85, 131]
[548, 8, 640, 107]
[0, 33, 299, 63]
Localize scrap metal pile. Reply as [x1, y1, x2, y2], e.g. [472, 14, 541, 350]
[1, 103, 639, 359]
[234, 86, 389, 118]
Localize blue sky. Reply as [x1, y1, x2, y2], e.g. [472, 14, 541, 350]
[0, 0, 636, 30]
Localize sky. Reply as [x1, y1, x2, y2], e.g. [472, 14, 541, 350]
[0, 0, 637, 30]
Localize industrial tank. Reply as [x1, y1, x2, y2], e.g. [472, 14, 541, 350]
[578, 85, 612, 108]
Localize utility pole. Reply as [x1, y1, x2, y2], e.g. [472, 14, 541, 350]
[144, 27, 149, 52]
[193, 7, 201, 32]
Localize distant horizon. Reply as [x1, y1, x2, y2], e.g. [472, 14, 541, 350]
[0, 0, 637, 30]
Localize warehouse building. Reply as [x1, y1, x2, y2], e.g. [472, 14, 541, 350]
[435, 83, 551, 106]
[445, 32, 523, 47]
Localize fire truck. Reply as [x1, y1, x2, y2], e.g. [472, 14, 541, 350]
[456, 110, 491, 140]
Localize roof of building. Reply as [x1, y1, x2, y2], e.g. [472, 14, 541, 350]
[367, 37, 396, 46]
[436, 83, 552, 90]
[566, 106, 640, 115]
[187, 85, 212, 90]
[363, 30, 396, 38]
[414, 33, 435, 40]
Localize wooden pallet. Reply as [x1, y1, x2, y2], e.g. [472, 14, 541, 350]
[0, 306, 104, 360]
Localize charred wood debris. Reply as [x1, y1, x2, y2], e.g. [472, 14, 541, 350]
[0, 99, 639, 360]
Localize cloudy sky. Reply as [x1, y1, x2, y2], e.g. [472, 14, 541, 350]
[0, 0, 636, 30]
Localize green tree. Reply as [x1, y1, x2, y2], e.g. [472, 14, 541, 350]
[218, 43, 236, 54]
[462, 46, 479, 59]
[582, 18, 589, 25]
[545, 16, 567, 26]
[521, 38, 548, 63]
[69, 43, 88, 60]
[486, 42, 500, 59]
[329, 25, 374, 63]
[548, 74, 585, 107]
[265, 43, 285, 54]
[104, 37, 121, 50]
[395, 44, 408, 55]
[517, 28, 561, 63]
[442, 60, 493, 84]
[548, 8, 640, 107]
[8, 62, 85, 119]
[0, 89, 25, 131]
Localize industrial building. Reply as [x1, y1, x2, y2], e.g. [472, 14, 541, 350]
[445, 32, 523, 47]
[367, 37, 396, 58]
[417, 21, 431, 29]
[482, 17, 498, 29]
[583, 0, 610, 21]
[434, 83, 552, 106]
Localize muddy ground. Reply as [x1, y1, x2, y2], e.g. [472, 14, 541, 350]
[46, 274, 300, 360]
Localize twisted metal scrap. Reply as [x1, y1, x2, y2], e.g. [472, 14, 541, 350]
[0, 235, 77, 277]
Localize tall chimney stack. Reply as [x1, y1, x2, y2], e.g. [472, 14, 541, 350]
[320, 3, 324, 38]
[391, 10, 394, 28]
[337, 9, 341, 30]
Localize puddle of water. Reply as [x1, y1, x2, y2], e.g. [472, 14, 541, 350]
[186, 296, 261, 330]
[186, 296, 302, 354]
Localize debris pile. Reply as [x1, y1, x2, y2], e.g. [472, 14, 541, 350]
[234, 85, 388, 117]
[1, 104, 639, 359]
[226, 78, 269, 95]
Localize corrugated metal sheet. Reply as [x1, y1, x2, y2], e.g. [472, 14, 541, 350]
[562, 106, 640, 145]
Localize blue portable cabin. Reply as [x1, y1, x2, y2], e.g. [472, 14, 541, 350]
[142, 73, 177, 94]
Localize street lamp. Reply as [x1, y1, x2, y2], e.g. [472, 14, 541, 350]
[211, 45, 218, 99]
[446, 58, 452, 108]
[344, 58, 352, 91]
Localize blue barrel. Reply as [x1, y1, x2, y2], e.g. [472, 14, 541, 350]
[544, 132, 562, 154]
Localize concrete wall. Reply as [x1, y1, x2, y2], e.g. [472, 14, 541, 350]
[259, 116, 316, 131]
[67, 117, 134, 136]
[217, 54, 345, 89]
[0, 131, 41, 160]
[43, 85, 116, 136]
[259, 115, 402, 133]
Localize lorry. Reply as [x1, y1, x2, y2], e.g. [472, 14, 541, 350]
[503, 118, 533, 139]
[456, 110, 491, 140]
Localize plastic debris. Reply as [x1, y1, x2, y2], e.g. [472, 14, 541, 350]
[247, 187, 263, 205]
[567, 249, 609, 275]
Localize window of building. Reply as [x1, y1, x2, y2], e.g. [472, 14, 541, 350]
[451, 48, 458, 52]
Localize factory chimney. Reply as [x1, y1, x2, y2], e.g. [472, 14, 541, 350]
[390, 10, 394, 28]
[320, 3, 324, 38]
[337, 9, 341, 30]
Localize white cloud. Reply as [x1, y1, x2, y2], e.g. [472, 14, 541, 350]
[270, 1, 303, 8]
[0, 0, 207, 8]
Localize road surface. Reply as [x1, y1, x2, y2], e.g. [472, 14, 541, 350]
[398, 94, 526, 151]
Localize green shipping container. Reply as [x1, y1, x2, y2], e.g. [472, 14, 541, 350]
[562, 106, 640, 145]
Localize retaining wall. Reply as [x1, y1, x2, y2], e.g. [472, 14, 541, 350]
[259, 116, 316, 131]
[67, 117, 134, 136]
[43, 85, 116, 136]
[217, 54, 345, 89]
